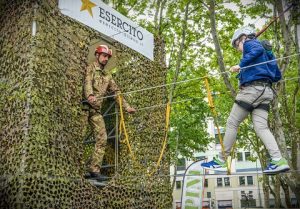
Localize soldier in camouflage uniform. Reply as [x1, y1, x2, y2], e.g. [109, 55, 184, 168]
[84, 45, 136, 177]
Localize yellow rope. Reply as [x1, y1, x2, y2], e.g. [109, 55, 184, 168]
[204, 77, 231, 175]
[118, 95, 137, 162]
[117, 94, 171, 176]
[149, 102, 171, 176]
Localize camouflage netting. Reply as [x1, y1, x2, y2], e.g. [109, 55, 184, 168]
[0, 0, 172, 208]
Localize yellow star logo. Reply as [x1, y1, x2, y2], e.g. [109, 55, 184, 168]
[80, 0, 97, 17]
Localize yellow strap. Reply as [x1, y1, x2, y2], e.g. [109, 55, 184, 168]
[118, 95, 171, 176]
[149, 102, 171, 176]
[118, 95, 136, 161]
[204, 77, 231, 175]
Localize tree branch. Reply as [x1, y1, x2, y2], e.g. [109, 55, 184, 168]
[168, 1, 190, 103]
[208, 0, 236, 98]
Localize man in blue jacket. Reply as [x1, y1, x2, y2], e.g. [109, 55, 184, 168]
[201, 27, 290, 174]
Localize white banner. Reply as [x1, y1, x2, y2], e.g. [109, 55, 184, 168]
[59, 0, 154, 60]
[181, 160, 205, 209]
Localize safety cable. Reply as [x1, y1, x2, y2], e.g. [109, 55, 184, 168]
[95, 53, 300, 100]
[99, 76, 300, 118]
[103, 96, 202, 117]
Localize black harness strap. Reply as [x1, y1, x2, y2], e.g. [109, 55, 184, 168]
[235, 100, 270, 112]
[235, 100, 255, 112]
[235, 82, 271, 112]
[256, 103, 270, 112]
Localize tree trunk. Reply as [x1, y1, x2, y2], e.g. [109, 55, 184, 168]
[263, 175, 270, 208]
[153, 0, 161, 32]
[208, 0, 236, 98]
[171, 134, 179, 191]
[275, 0, 292, 75]
[285, 173, 300, 207]
[158, 0, 167, 36]
[280, 177, 292, 208]
[273, 0, 300, 203]
[168, 1, 190, 103]
[273, 176, 283, 208]
[169, 1, 190, 193]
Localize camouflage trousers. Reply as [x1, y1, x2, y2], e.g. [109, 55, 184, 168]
[89, 112, 107, 173]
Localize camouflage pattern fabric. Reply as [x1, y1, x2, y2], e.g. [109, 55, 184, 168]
[84, 61, 130, 110]
[88, 113, 107, 172]
[0, 1, 172, 207]
[84, 61, 130, 172]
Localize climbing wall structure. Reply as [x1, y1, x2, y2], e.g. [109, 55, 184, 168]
[0, 0, 172, 208]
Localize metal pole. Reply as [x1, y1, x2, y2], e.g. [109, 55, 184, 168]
[256, 160, 262, 207]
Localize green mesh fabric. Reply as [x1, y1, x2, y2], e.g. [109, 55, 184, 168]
[0, 1, 172, 208]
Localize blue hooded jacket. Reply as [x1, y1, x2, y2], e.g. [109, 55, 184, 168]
[238, 39, 279, 86]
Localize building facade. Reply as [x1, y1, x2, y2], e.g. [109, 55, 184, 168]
[171, 118, 298, 209]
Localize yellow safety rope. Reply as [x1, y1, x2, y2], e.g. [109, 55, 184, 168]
[118, 95, 171, 176]
[148, 102, 171, 176]
[204, 77, 231, 175]
[118, 95, 138, 163]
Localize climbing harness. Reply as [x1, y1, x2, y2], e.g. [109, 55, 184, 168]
[235, 80, 271, 112]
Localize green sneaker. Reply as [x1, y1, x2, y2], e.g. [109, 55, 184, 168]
[263, 158, 290, 175]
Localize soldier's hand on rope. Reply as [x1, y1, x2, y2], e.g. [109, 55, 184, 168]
[126, 107, 136, 114]
[230, 65, 240, 73]
[88, 95, 96, 103]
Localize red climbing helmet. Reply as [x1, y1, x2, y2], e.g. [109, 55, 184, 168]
[94, 45, 112, 57]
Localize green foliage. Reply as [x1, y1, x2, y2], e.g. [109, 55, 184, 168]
[91, 1, 300, 170]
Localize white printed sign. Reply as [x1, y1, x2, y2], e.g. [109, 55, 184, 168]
[59, 0, 154, 60]
[181, 160, 205, 209]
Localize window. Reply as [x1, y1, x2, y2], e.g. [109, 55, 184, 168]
[207, 192, 211, 198]
[224, 177, 230, 186]
[240, 176, 254, 186]
[215, 134, 220, 144]
[291, 198, 299, 208]
[177, 158, 186, 171]
[247, 176, 253, 185]
[217, 178, 223, 187]
[269, 199, 275, 208]
[176, 181, 181, 190]
[214, 133, 225, 144]
[248, 191, 253, 199]
[245, 152, 251, 161]
[239, 176, 246, 185]
[218, 200, 232, 209]
[241, 199, 256, 207]
[237, 152, 243, 161]
[204, 179, 208, 187]
[241, 191, 256, 207]
[196, 156, 205, 161]
[217, 178, 230, 187]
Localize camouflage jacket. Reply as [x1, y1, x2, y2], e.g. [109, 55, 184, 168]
[84, 62, 130, 110]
